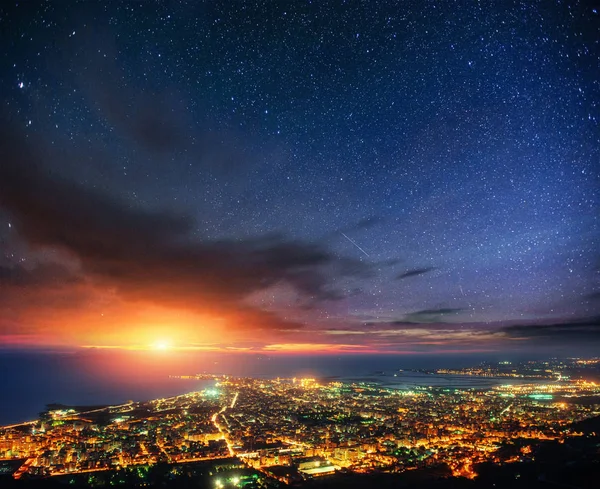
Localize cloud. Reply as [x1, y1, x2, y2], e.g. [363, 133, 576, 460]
[314, 321, 502, 351]
[321, 216, 383, 243]
[359, 309, 466, 326]
[263, 343, 371, 353]
[0, 263, 80, 288]
[348, 216, 381, 231]
[396, 267, 437, 279]
[73, 37, 189, 154]
[401, 308, 466, 324]
[0, 121, 369, 339]
[79, 48, 248, 177]
[501, 317, 600, 342]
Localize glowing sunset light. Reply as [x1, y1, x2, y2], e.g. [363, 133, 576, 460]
[152, 340, 171, 351]
[0, 0, 597, 357]
[263, 343, 373, 354]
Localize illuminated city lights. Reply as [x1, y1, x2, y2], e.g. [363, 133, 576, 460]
[1, 357, 598, 484]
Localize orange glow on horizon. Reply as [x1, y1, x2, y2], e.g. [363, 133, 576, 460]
[262, 343, 375, 354]
[79, 343, 225, 352]
[152, 340, 171, 351]
[3, 292, 506, 355]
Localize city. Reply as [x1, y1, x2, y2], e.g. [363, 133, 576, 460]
[1, 358, 599, 487]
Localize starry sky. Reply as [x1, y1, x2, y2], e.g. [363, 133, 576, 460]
[0, 1, 598, 355]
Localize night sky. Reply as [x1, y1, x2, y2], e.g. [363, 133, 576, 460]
[0, 1, 598, 355]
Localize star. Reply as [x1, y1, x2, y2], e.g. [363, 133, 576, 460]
[0, 0, 596, 354]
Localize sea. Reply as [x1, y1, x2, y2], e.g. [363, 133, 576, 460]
[0, 349, 549, 426]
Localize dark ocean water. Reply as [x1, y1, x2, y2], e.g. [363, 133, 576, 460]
[0, 350, 540, 426]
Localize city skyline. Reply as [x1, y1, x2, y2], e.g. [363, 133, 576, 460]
[2, 357, 599, 486]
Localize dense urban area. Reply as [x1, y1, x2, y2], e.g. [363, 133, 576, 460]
[1, 358, 599, 488]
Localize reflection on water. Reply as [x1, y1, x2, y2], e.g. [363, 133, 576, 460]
[344, 370, 552, 389]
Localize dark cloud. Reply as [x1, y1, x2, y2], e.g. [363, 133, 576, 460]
[321, 217, 382, 243]
[396, 267, 437, 279]
[69, 41, 249, 179]
[0, 263, 79, 288]
[0, 121, 369, 331]
[402, 308, 465, 323]
[349, 217, 382, 231]
[92, 79, 186, 153]
[501, 318, 600, 342]
[359, 308, 466, 326]
[412, 308, 465, 315]
[74, 35, 189, 154]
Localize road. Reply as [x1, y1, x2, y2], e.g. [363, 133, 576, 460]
[211, 392, 238, 456]
[230, 392, 239, 409]
[1, 420, 37, 430]
[13, 458, 35, 480]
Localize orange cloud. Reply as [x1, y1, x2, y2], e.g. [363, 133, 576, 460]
[263, 343, 373, 354]
[0, 129, 371, 349]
